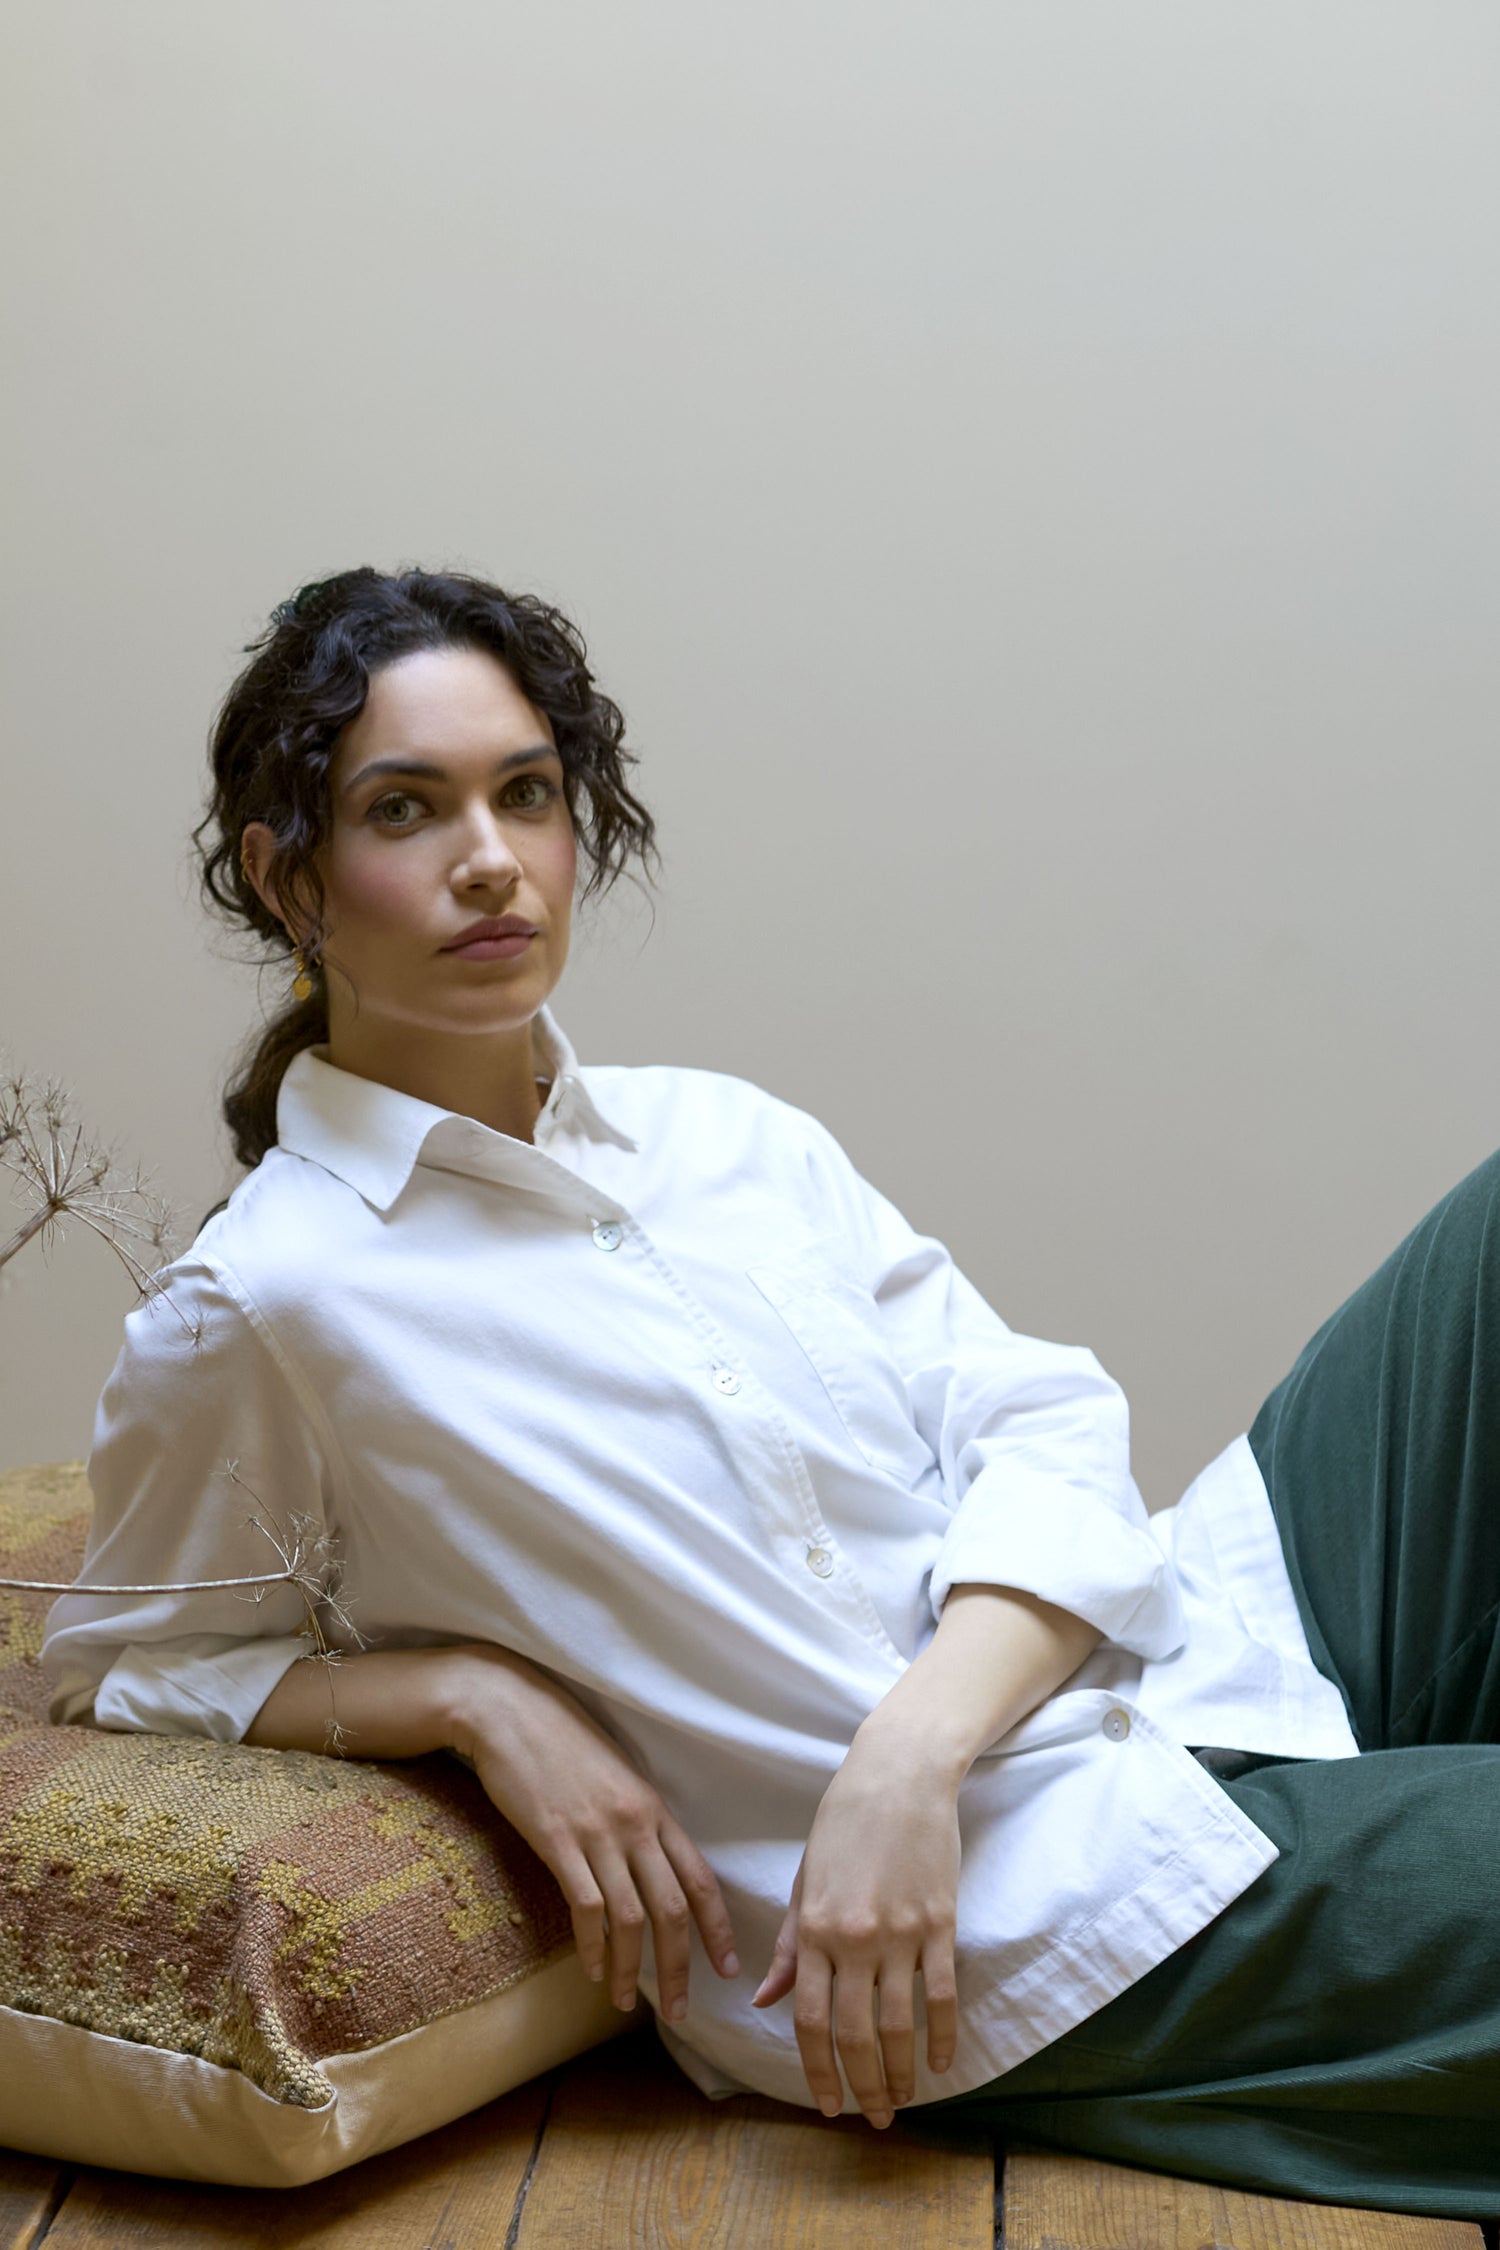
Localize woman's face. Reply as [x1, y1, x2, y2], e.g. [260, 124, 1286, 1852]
[246, 644, 578, 1047]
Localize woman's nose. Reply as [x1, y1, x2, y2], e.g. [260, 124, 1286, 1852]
[453, 810, 523, 882]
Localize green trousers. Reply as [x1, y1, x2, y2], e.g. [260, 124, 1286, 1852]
[919, 1146, 1500, 2221]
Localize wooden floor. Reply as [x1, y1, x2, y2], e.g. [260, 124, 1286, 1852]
[0, 2025, 1489, 2248]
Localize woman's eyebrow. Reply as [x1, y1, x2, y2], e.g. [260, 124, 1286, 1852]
[342, 746, 562, 798]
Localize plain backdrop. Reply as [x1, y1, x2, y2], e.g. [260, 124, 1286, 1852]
[2, 2, 1498, 1513]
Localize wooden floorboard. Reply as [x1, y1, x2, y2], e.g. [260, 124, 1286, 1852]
[1002, 2144, 1488, 2250]
[512, 2029, 994, 2249]
[0, 2150, 71, 2250]
[5, 2045, 1490, 2248]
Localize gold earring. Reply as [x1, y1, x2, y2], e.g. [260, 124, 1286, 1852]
[292, 944, 314, 1003]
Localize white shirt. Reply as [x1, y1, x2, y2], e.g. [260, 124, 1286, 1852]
[41, 1006, 1358, 2111]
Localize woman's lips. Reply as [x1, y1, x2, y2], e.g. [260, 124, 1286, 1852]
[445, 931, 536, 959]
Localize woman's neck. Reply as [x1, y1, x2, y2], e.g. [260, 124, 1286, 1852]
[324, 1016, 553, 1144]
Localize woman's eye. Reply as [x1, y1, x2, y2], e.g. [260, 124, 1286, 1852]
[369, 792, 421, 826]
[507, 775, 558, 810]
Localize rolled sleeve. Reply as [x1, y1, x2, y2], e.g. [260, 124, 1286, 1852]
[793, 1109, 1186, 1659]
[40, 1254, 341, 1741]
[91, 1632, 311, 1742]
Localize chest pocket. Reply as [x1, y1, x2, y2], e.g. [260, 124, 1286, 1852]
[744, 1232, 936, 1491]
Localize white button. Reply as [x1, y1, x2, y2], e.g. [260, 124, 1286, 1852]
[592, 1222, 623, 1251]
[712, 1367, 741, 1395]
[1102, 1708, 1131, 1742]
[805, 1545, 834, 1577]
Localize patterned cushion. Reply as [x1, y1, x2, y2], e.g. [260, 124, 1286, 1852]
[0, 1461, 622, 2185]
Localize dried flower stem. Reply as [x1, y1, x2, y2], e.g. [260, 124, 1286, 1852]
[0, 1203, 52, 1273]
[0, 1060, 197, 1343]
[2, 1569, 316, 1595]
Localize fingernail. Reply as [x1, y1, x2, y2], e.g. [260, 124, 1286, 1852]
[587, 1964, 604, 1982]
[817, 2094, 841, 2117]
[870, 2110, 894, 2131]
[666, 1996, 686, 2022]
[722, 1952, 740, 1976]
[618, 1990, 636, 2012]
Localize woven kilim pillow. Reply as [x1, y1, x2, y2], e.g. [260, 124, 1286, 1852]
[0, 1460, 623, 2186]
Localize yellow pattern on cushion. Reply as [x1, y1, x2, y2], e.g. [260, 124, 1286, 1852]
[0, 1460, 577, 2109]
[0, 1460, 93, 1705]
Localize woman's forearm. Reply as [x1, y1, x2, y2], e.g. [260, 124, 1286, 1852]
[243, 1642, 485, 1758]
[853, 1583, 1103, 1784]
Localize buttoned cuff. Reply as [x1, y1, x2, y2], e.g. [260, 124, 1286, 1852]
[91, 1634, 312, 1744]
[928, 1469, 1187, 1659]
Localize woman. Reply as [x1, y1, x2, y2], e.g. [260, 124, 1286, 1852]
[41, 568, 1499, 2218]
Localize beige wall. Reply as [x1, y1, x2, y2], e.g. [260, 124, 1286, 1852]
[3, 1, 1498, 1511]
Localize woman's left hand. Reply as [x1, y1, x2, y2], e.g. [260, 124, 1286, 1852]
[749, 1736, 961, 2127]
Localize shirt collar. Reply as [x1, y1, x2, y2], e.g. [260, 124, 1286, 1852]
[274, 1001, 636, 1212]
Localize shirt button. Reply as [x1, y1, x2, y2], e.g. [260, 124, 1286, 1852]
[592, 1222, 623, 1251]
[805, 1545, 834, 1578]
[711, 1367, 741, 1395]
[1102, 1708, 1131, 1742]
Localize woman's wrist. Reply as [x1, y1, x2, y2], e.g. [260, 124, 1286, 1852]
[851, 1694, 973, 1790]
[437, 1641, 535, 1763]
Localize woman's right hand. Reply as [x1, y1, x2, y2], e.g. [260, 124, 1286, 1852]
[445, 1642, 741, 2022]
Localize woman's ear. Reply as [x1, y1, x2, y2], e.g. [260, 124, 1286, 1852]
[239, 822, 293, 938]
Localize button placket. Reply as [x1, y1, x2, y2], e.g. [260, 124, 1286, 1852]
[575, 1207, 907, 1671]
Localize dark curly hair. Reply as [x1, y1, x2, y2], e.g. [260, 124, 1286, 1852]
[192, 566, 660, 1176]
